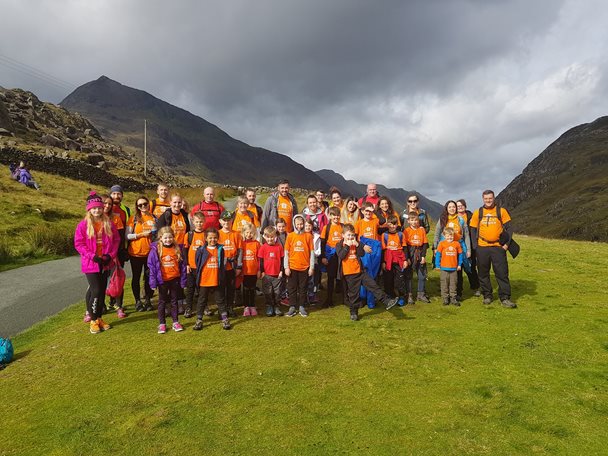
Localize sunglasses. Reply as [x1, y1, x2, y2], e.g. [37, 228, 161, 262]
[137, 202, 149, 208]
[408, 200, 418, 203]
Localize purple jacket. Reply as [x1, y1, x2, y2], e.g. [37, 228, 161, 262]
[74, 219, 120, 274]
[147, 242, 187, 289]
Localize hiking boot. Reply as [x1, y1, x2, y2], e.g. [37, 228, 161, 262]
[501, 299, 517, 309]
[203, 308, 214, 317]
[83, 311, 92, 323]
[455, 295, 462, 302]
[243, 306, 251, 317]
[144, 298, 153, 311]
[266, 306, 274, 317]
[193, 319, 203, 331]
[308, 293, 319, 304]
[135, 300, 144, 312]
[172, 322, 184, 332]
[417, 293, 431, 303]
[286, 306, 297, 317]
[483, 296, 493, 305]
[158, 324, 167, 334]
[227, 307, 237, 318]
[89, 320, 101, 334]
[443, 298, 450, 306]
[451, 298, 461, 307]
[407, 294, 415, 305]
[274, 306, 283, 317]
[385, 297, 399, 310]
[183, 309, 193, 318]
[116, 308, 127, 319]
[299, 306, 308, 317]
[250, 307, 258, 316]
[221, 318, 232, 330]
[97, 318, 111, 331]
[474, 289, 481, 297]
[350, 312, 359, 321]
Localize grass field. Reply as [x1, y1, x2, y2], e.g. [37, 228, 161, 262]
[1, 234, 607, 455]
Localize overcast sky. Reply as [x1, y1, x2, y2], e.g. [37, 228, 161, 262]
[2, 0, 607, 206]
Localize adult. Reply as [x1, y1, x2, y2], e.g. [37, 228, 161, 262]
[400, 194, 430, 233]
[340, 196, 360, 225]
[469, 190, 517, 308]
[245, 188, 263, 223]
[74, 192, 119, 334]
[456, 199, 480, 297]
[358, 183, 381, 208]
[126, 196, 157, 311]
[233, 195, 260, 233]
[157, 194, 190, 246]
[150, 183, 171, 218]
[109, 185, 131, 310]
[261, 179, 299, 233]
[316, 190, 329, 212]
[432, 200, 471, 301]
[190, 187, 224, 230]
[376, 196, 400, 234]
[329, 187, 344, 212]
[14, 161, 40, 190]
[302, 194, 328, 235]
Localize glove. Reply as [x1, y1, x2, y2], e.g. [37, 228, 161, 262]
[93, 256, 103, 265]
[119, 250, 130, 263]
[102, 254, 112, 266]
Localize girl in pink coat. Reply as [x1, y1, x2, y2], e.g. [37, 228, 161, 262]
[74, 192, 120, 334]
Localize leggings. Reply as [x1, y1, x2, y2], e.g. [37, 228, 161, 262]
[243, 274, 257, 307]
[85, 271, 109, 320]
[130, 255, 153, 301]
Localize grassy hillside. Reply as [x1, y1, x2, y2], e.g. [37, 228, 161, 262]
[1, 234, 607, 455]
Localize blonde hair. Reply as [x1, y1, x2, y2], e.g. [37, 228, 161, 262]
[85, 211, 113, 239]
[240, 221, 257, 238]
[442, 227, 455, 237]
[156, 226, 182, 262]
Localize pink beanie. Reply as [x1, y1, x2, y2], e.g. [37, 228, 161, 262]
[86, 192, 104, 211]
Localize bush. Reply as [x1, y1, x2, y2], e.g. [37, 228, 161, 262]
[0, 237, 13, 264]
[21, 225, 75, 257]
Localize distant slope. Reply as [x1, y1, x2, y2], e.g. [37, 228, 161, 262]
[315, 169, 443, 220]
[497, 117, 608, 241]
[61, 76, 329, 189]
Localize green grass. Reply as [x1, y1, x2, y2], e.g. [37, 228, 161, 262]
[2, 235, 607, 455]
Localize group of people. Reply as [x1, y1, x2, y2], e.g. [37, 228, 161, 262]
[74, 180, 517, 334]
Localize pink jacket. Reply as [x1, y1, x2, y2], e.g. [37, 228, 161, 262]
[74, 219, 120, 274]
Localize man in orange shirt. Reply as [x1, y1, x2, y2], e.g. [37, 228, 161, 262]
[261, 179, 299, 233]
[469, 190, 516, 308]
[245, 188, 263, 224]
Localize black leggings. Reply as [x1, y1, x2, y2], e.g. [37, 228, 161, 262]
[86, 271, 109, 320]
[130, 255, 152, 301]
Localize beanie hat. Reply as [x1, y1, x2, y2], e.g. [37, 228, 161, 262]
[86, 192, 104, 211]
[110, 184, 123, 194]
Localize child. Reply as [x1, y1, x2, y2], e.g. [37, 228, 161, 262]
[184, 211, 207, 318]
[434, 227, 463, 306]
[354, 202, 380, 241]
[381, 215, 408, 305]
[336, 224, 399, 321]
[354, 202, 382, 308]
[284, 214, 314, 317]
[74, 192, 120, 333]
[319, 207, 343, 307]
[404, 212, 430, 304]
[218, 210, 242, 317]
[304, 218, 322, 304]
[241, 222, 261, 316]
[275, 218, 289, 304]
[147, 227, 187, 333]
[258, 226, 285, 316]
[194, 228, 232, 330]
[233, 196, 260, 234]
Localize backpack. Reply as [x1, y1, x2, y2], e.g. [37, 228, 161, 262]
[0, 337, 14, 364]
[106, 261, 126, 298]
[382, 231, 403, 246]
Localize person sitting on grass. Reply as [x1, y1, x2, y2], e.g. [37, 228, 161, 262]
[147, 227, 187, 333]
[335, 224, 399, 321]
[434, 227, 463, 306]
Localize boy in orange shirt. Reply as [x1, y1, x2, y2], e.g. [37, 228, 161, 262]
[336, 224, 399, 321]
[218, 210, 242, 317]
[404, 211, 430, 304]
[193, 228, 231, 330]
[320, 207, 344, 307]
[381, 215, 408, 305]
[434, 227, 463, 306]
[284, 214, 314, 317]
[355, 202, 380, 241]
[183, 211, 206, 318]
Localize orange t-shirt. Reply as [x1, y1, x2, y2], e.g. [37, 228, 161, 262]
[320, 223, 343, 248]
[355, 218, 379, 241]
[232, 210, 259, 233]
[127, 213, 156, 257]
[160, 246, 181, 281]
[404, 227, 428, 247]
[285, 231, 313, 271]
[170, 212, 187, 245]
[152, 199, 170, 218]
[241, 239, 261, 275]
[437, 240, 462, 269]
[445, 215, 463, 241]
[199, 246, 220, 287]
[341, 244, 361, 275]
[378, 210, 400, 229]
[469, 207, 511, 247]
[109, 212, 124, 230]
[218, 229, 241, 271]
[94, 221, 103, 256]
[248, 203, 261, 222]
[382, 232, 404, 251]
[185, 231, 206, 269]
[277, 195, 294, 232]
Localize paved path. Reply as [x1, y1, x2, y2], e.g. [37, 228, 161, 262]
[0, 257, 130, 337]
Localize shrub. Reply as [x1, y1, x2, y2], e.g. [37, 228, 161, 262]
[21, 225, 75, 257]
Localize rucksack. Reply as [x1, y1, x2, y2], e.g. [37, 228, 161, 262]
[382, 231, 403, 246]
[0, 337, 14, 364]
[106, 261, 126, 298]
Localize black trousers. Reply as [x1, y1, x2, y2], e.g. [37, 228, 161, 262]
[383, 263, 406, 298]
[477, 246, 510, 300]
[242, 274, 257, 307]
[324, 255, 339, 304]
[344, 272, 388, 312]
[130, 255, 153, 301]
[185, 272, 199, 312]
[85, 271, 109, 319]
[197, 286, 226, 319]
[457, 250, 480, 296]
[287, 269, 309, 308]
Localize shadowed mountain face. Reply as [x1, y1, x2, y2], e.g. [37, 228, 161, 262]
[61, 76, 329, 189]
[498, 117, 608, 241]
[315, 168, 443, 220]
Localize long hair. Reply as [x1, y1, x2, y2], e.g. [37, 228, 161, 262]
[134, 195, 150, 224]
[439, 200, 457, 230]
[341, 196, 360, 224]
[85, 211, 113, 239]
[156, 226, 182, 262]
[376, 196, 395, 219]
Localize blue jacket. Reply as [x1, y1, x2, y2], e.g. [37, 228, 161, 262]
[194, 243, 227, 288]
[147, 242, 187, 288]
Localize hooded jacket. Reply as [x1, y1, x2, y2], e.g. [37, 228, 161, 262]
[147, 242, 188, 289]
[74, 218, 120, 274]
